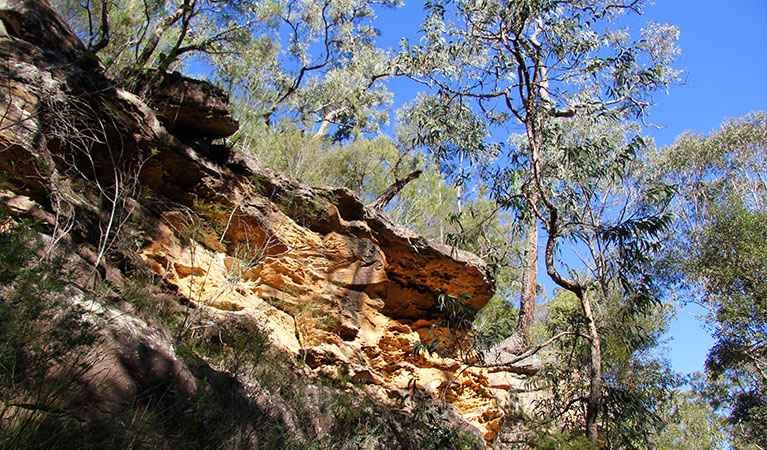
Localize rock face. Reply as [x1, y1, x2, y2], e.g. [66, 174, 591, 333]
[0, 0, 535, 445]
[133, 152, 505, 439]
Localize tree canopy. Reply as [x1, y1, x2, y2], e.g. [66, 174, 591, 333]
[400, 0, 680, 441]
[656, 112, 767, 448]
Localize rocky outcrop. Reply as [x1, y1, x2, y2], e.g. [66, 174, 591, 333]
[132, 70, 240, 140]
[132, 152, 506, 439]
[0, 0, 84, 60]
[0, 0, 536, 444]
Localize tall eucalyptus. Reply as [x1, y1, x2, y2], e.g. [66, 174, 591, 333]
[216, 0, 400, 138]
[656, 112, 767, 448]
[401, 0, 679, 440]
[58, 0, 261, 79]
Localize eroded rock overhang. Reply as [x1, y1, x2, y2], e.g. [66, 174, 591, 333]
[325, 186, 495, 322]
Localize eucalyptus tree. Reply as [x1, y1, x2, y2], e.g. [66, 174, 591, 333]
[654, 384, 728, 450]
[58, 0, 399, 138]
[541, 278, 677, 449]
[524, 116, 675, 442]
[214, 0, 400, 139]
[656, 111, 766, 235]
[58, 0, 262, 79]
[400, 0, 680, 440]
[378, 92, 498, 213]
[656, 112, 767, 448]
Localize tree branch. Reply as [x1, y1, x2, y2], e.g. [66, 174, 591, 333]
[484, 331, 587, 368]
[367, 169, 423, 210]
[87, 0, 110, 53]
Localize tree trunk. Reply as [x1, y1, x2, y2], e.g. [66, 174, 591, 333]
[367, 169, 422, 210]
[540, 194, 603, 444]
[581, 290, 603, 442]
[313, 106, 345, 139]
[88, 0, 110, 53]
[516, 209, 538, 345]
[134, 0, 190, 69]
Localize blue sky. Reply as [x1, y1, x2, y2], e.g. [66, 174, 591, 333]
[374, 0, 767, 376]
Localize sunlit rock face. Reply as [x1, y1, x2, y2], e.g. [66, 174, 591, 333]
[136, 157, 505, 440]
[0, 0, 537, 442]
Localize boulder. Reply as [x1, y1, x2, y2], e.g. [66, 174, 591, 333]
[134, 71, 240, 140]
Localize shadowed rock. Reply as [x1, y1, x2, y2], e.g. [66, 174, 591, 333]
[0, 0, 84, 60]
[133, 71, 240, 140]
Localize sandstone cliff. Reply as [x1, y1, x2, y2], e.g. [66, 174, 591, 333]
[0, 1, 541, 446]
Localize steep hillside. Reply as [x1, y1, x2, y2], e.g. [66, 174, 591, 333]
[0, 1, 541, 447]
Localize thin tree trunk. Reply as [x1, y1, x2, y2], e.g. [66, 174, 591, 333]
[88, 0, 110, 53]
[367, 169, 422, 210]
[581, 290, 602, 442]
[516, 205, 538, 345]
[134, 0, 190, 69]
[539, 186, 603, 444]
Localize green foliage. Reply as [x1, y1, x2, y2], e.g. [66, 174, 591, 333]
[600, 356, 676, 449]
[121, 273, 181, 325]
[316, 134, 402, 199]
[542, 290, 586, 337]
[387, 169, 462, 239]
[414, 293, 479, 362]
[58, 0, 398, 137]
[238, 121, 393, 201]
[416, 291, 521, 364]
[473, 295, 519, 347]
[401, 2, 681, 440]
[535, 285, 678, 449]
[305, 388, 483, 450]
[274, 191, 328, 227]
[511, 117, 674, 445]
[58, 0, 263, 80]
[654, 112, 767, 290]
[654, 383, 728, 450]
[696, 202, 766, 345]
[659, 112, 766, 217]
[213, 0, 398, 135]
[0, 215, 101, 449]
[531, 430, 598, 450]
[657, 112, 767, 447]
[234, 120, 329, 184]
[186, 320, 272, 379]
[192, 198, 239, 244]
[396, 93, 496, 181]
[402, 0, 680, 137]
[698, 201, 767, 446]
